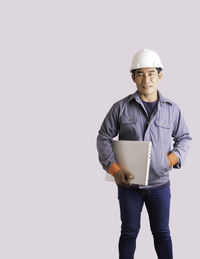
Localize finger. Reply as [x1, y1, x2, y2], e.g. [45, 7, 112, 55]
[118, 172, 130, 186]
[124, 170, 133, 177]
[124, 171, 134, 180]
[124, 175, 131, 184]
[121, 173, 128, 184]
[118, 178, 129, 186]
[120, 181, 131, 187]
[115, 175, 123, 186]
[120, 176, 130, 186]
[126, 173, 134, 179]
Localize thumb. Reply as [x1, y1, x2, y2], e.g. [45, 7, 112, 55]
[124, 170, 134, 179]
[126, 172, 134, 179]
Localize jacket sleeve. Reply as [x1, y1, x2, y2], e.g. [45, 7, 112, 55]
[96, 103, 120, 171]
[171, 105, 192, 169]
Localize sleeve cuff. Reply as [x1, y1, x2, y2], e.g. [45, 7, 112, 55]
[107, 163, 121, 176]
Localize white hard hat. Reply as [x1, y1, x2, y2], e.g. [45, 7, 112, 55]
[130, 49, 163, 72]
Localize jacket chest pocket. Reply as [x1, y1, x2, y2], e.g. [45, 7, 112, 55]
[119, 118, 140, 140]
[154, 119, 172, 144]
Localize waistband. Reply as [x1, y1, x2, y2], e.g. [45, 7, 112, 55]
[129, 180, 170, 190]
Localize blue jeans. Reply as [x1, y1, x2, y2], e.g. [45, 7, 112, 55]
[118, 185, 173, 259]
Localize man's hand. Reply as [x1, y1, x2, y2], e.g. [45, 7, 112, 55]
[114, 169, 134, 187]
[165, 152, 178, 167]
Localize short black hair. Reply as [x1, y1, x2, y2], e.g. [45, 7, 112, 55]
[131, 67, 163, 75]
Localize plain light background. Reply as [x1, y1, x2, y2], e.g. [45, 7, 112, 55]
[0, 0, 199, 258]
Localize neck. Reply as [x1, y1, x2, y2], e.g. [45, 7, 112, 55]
[138, 92, 158, 102]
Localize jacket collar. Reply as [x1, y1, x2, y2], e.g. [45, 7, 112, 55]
[128, 90, 173, 105]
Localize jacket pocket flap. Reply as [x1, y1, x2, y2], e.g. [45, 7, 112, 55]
[120, 117, 138, 124]
[155, 119, 171, 129]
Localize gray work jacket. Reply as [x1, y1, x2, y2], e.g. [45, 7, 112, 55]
[96, 90, 192, 186]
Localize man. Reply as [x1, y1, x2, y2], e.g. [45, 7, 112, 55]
[96, 49, 192, 259]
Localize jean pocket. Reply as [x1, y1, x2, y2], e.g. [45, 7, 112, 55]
[164, 152, 170, 169]
[160, 153, 171, 176]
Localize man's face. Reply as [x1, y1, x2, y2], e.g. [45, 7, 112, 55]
[132, 67, 162, 97]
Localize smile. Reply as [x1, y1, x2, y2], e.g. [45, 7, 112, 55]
[143, 85, 152, 88]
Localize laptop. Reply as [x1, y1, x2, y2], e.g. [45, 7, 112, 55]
[105, 140, 152, 186]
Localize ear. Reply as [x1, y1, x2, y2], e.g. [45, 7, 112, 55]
[158, 72, 162, 81]
[132, 73, 136, 83]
